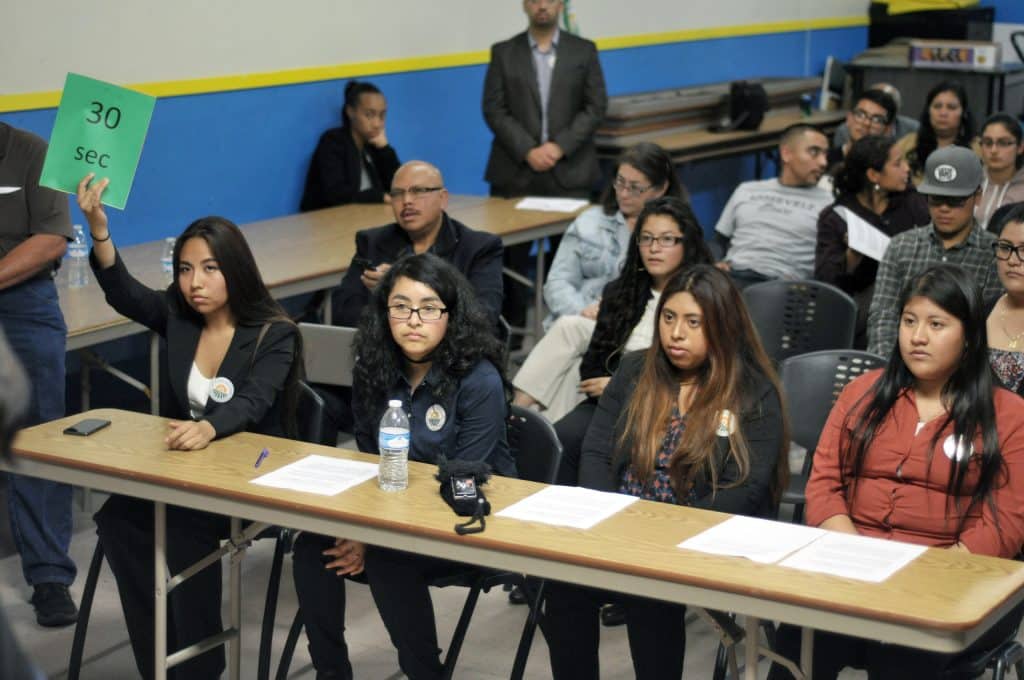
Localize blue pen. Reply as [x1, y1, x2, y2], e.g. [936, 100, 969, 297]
[254, 448, 270, 468]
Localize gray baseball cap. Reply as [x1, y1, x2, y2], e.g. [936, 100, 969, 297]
[917, 145, 983, 197]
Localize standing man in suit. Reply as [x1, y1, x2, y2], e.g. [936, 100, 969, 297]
[483, 0, 607, 199]
[483, 0, 608, 337]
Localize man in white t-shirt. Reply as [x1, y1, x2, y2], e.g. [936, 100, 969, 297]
[713, 124, 833, 288]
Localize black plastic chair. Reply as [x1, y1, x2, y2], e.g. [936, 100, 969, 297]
[274, 405, 563, 680]
[944, 634, 1024, 680]
[779, 350, 885, 524]
[743, 280, 858, 363]
[68, 380, 332, 680]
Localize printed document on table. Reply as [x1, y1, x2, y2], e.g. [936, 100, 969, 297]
[779, 532, 926, 582]
[839, 206, 891, 262]
[515, 197, 589, 213]
[677, 515, 827, 563]
[496, 486, 638, 529]
[250, 454, 378, 496]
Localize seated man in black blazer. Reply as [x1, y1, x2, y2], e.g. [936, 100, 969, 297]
[332, 160, 504, 328]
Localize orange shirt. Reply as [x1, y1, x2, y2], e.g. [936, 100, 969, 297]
[806, 369, 1024, 558]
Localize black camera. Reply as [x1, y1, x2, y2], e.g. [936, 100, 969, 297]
[436, 456, 492, 534]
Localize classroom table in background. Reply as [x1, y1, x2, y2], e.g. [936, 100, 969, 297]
[61, 196, 585, 413]
[13, 408, 1024, 680]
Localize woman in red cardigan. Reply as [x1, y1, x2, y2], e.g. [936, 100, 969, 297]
[770, 263, 1024, 679]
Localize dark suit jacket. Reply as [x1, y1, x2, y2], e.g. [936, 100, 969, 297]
[300, 126, 400, 211]
[332, 213, 504, 328]
[579, 352, 785, 518]
[483, 30, 607, 194]
[91, 251, 297, 437]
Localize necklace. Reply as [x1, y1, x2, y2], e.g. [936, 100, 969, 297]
[999, 295, 1024, 350]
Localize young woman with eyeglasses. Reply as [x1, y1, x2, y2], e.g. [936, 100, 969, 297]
[770, 263, 1024, 679]
[977, 113, 1024, 231]
[552, 197, 713, 486]
[513, 143, 685, 420]
[544, 264, 788, 679]
[987, 204, 1024, 395]
[291, 253, 515, 679]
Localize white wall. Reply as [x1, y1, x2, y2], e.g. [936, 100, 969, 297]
[1, 0, 868, 94]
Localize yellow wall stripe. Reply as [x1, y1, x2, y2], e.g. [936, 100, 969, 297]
[0, 15, 867, 114]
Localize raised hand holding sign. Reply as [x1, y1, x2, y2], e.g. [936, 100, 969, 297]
[39, 73, 156, 209]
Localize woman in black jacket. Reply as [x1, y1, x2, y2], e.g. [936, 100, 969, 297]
[77, 174, 303, 680]
[543, 264, 789, 679]
[987, 203, 1024, 395]
[300, 80, 401, 210]
[554, 196, 712, 485]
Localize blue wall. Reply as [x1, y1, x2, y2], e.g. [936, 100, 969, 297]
[1, 26, 866, 244]
[988, 0, 1024, 24]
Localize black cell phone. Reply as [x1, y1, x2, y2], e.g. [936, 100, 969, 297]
[63, 418, 111, 436]
[351, 256, 374, 271]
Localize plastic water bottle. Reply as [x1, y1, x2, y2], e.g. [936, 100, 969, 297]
[66, 224, 89, 289]
[378, 399, 409, 491]
[160, 237, 176, 285]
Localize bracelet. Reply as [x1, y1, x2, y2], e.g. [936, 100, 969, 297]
[90, 231, 111, 242]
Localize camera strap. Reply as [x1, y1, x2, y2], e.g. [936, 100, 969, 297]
[455, 497, 488, 535]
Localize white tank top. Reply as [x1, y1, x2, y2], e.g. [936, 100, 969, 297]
[187, 362, 212, 419]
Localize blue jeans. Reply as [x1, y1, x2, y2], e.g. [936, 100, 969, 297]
[0, 276, 76, 586]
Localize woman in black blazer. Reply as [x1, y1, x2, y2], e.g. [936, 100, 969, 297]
[986, 203, 1024, 396]
[77, 174, 303, 680]
[300, 80, 401, 210]
[543, 265, 789, 680]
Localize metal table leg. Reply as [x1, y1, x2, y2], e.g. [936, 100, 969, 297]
[228, 517, 242, 680]
[154, 502, 167, 680]
[745, 615, 759, 680]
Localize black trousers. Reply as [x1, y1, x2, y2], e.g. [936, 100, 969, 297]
[543, 580, 687, 679]
[363, 546, 472, 680]
[291, 532, 364, 679]
[94, 495, 229, 680]
[767, 599, 1024, 680]
[553, 399, 598, 485]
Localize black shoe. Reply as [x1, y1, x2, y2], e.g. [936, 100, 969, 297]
[30, 583, 78, 627]
[600, 603, 625, 627]
[508, 584, 529, 605]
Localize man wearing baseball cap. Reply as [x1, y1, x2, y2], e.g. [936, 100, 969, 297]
[867, 145, 1001, 356]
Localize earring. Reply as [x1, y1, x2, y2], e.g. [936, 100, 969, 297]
[874, 183, 881, 193]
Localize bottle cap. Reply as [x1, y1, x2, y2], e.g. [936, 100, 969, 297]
[388, 399, 402, 408]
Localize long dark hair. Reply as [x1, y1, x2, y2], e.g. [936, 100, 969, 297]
[592, 197, 713, 372]
[620, 265, 789, 502]
[841, 264, 1003, 531]
[352, 253, 506, 426]
[342, 80, 382, 128]
[600, 142, 686, 215]
[912, 81, 973, 175]
[171, 216, 303, 435]
[981, 113, 1024, 170]
[833, 134, 898, 199]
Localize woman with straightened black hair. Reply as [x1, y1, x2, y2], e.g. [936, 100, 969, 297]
[292, 253, 515, 680]
[544, 264, 789, 679]
[815, 134, 929, 346]
[769, 263, 1024, 679]
[300, 79, 400, 210]
[514, 142, 685, 421]
[553, 196, 713, 486]
[898, 80, 974, 184]
[77, 174, 303, 680]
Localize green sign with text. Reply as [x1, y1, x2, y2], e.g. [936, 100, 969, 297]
[39, 73, 155, 209]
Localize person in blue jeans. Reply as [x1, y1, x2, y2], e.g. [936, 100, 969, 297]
[0, 122, 77, 627]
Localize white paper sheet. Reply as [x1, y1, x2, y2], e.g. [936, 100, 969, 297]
[515, 197, 589, 213]
[778, 532, 927, 582]
[0, 186, 21, 195]
[839, 206, 892, 262]
[250, 454, 378, 496]
[677, 515, 827, 564]
[496, 485, 638, 529]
